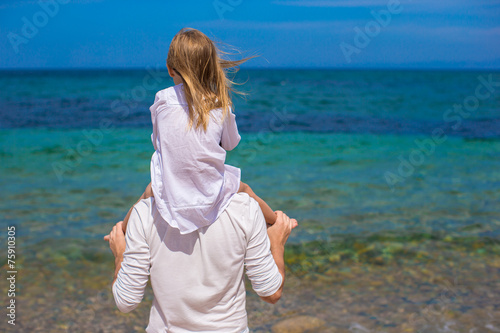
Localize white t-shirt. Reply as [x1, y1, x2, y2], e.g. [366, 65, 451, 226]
[150, 83, 241, 234]
[112, 193, 283, 333]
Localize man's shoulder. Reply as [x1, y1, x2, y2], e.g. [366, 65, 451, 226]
[228, 192, 255, 210]
[131, 197, 155, 225]
[134, 196, 153, 210]
[125, 197, 157, 242]
[225, 193, 265, 229]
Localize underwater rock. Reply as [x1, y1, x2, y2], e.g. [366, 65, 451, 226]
[271, 315, 326, 333]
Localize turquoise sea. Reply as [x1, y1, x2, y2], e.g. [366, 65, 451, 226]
[1, 69, 499, 332]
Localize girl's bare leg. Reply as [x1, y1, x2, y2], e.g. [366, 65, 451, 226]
[121, 183, 153, 233]
[239, 181, 277, 225]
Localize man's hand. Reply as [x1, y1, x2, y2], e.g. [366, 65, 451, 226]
[104, 221, 126, 259]
[267, 211, 297, 249]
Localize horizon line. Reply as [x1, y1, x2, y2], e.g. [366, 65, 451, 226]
[1, 66, 500, 72]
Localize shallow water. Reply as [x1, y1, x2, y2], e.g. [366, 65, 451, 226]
[0, 69, 499, 332]
[1, 129, 499, 245]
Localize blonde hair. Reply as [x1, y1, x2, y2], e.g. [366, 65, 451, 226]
[167, 28, 254, 131]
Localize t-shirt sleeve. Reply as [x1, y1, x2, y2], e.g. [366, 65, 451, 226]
[244, 198, 283, 297]
[220, 108, 241, 151]
[112, 202, 151, 313]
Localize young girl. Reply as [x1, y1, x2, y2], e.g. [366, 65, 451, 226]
[121, 28, 277, 234]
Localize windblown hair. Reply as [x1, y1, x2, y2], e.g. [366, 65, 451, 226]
[167, 28, 254, 131]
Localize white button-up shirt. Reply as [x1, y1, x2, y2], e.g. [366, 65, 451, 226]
[150, 84, 241, 234]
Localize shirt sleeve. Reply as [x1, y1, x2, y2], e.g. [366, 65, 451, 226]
[220, 108, 241, 151]
[244, 198, 283, 297]
[150, 92, 162, 151]
[112, 203, 151, 313]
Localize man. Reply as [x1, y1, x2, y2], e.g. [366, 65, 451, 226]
[105, 192, 298, 332]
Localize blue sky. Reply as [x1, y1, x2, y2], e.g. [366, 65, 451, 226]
[0, 0, 499, 69]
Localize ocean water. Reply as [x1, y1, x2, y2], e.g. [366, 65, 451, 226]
[1, 69, 499, 331]
[1, 69, 499, 243]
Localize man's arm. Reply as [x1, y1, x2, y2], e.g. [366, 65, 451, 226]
[259, 211, 296, 304]
[104, 221, 126, 285]
[113, 255, 123, 285]
[105, 203, 151, 313]
[244, 201, 297, 305]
